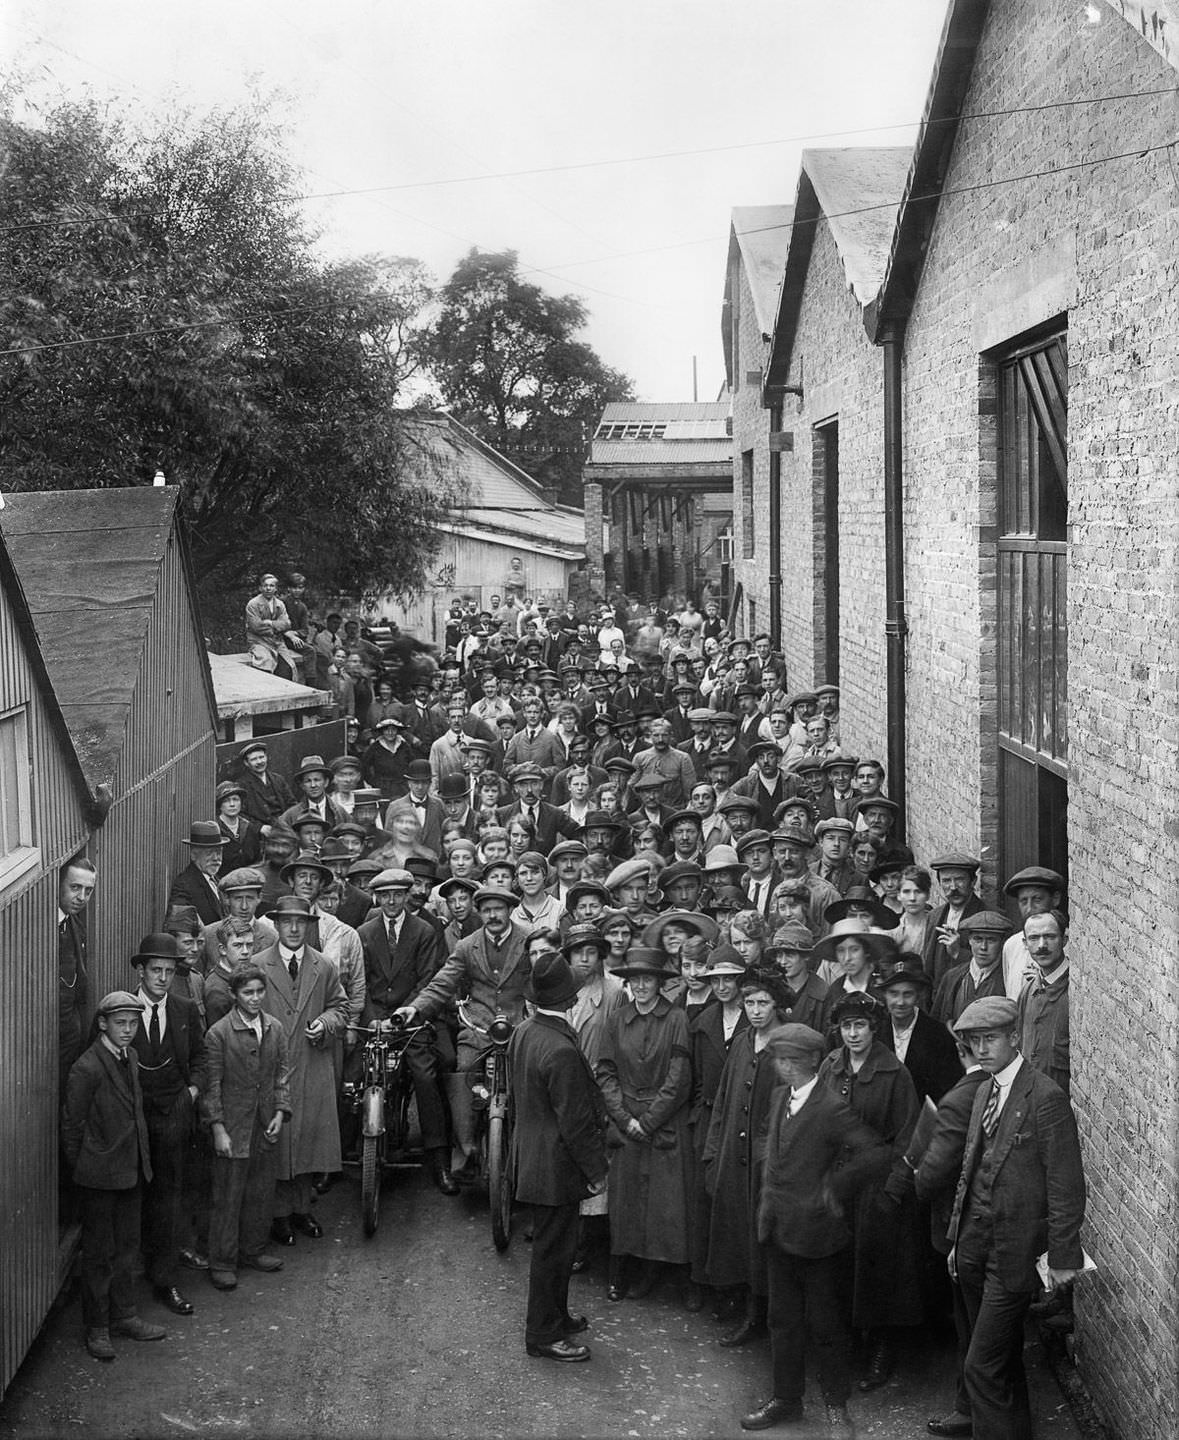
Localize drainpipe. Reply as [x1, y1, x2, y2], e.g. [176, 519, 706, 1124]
[767, 397, 783, 649]
[881, 321, 908, 836]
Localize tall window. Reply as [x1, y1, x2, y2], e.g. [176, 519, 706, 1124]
[997, 328, 1068, 882]
[0, 706, 38, 890]
[741, 450, 755, 557]
[813, 419, 840, 684]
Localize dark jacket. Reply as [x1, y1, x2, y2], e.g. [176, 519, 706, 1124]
[914, 1068, 990, 1253]
[62, 1041, 153, 1189]
[947, 1059, 1085, 1291]
[168, 863, 226, 927]
[495, 800, 579, 858]
[882, 1007, 964, 1104]
[756, 1081, 890, 1257]
[509, 1011, 608, 1206]
[359, 911, 443, 1018]
[237, 768, 296, 828]
[129, 991, 207, 1111]
[922, 894, 985, 987]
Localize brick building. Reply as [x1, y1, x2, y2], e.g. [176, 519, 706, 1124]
[733, 1, 1178, 1433]
[724, 206, 792, 636]
[582, 402, 731, 605]
[761, 148, 909, 777]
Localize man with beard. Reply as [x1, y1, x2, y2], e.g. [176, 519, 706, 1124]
[168, 822, 229, 927]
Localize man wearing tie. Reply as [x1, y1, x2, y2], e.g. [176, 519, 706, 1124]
[128, 934, 206, 1317]
[279, 755, 334, 827]
[255, 896, 348, 1245]
[736, 830, 779, 921]
[384, 760, 446, 857]
[497, 764, 579, 859]
[356, 870, 457, 1194]
[167, 821, 230, 927]
[944, 998, 1085, 1440]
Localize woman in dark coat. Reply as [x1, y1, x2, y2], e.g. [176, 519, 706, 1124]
[701, 966, 794, 1345]
[818, 990, 921, 1391]
[686, 946, 748, 1317]
[595, 945, 693, 1304]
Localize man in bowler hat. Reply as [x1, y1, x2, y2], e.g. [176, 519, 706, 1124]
[508, 948, 608, 1363]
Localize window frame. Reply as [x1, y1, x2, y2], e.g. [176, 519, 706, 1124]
[0, 704, 40, 893]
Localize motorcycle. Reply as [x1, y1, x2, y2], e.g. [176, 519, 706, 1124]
[343, 1017, 431, 1236]
[457, 1000, 516, 1252]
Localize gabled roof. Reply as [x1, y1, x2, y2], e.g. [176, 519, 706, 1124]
[1102, 0, 1179, 73]
[0, 486, 216, 795]
[863, 0, 990, 342]
[398, 412, 586, 559]
[729, 206, 795, 334]
[764, 147, 910, 395]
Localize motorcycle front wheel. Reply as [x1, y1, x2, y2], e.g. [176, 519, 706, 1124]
[361, 1132, 381, 1237]
[488, 1113, 512, 1252]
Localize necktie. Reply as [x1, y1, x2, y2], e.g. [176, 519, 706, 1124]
[149, 1002, 161, 1055]
[288, 953, 299, 983]
[119, 1049, 129, 1067]
[981, 1079, 1000, 1138]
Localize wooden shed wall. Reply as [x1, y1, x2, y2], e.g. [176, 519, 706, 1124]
[90, 537, 215, 996]
[0, 590, 89, 1396]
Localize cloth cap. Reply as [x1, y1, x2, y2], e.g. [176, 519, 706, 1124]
[660, 859, 704, 884]
[438, 875, 479, 899]
[566, 880, 611, 909]
[270, 894, 314, 920]
[98, 990, 143, 1018]
[766, 922, 815, 954]
[549, 840, 589, 862]
[562, 923, 608, 957]
[605, 857, 654, 892]
[765, 1023, 826, 1064]
[1002, 866, 1065, 896]
[473, 885, 517, 909]
[821, 750, 858, 771]
[814, 818, 855, 838]
[735, 828, 773, 857]
[953, 997, 1020, 1034]
[510, 763, 545, 783]
[877, 958, 932, 991]
[219, 867, 265, 892]
[929, 852, 981, 874]
[958, 910, 1014, 937]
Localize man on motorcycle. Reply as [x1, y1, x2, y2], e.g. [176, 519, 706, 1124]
[395, 886, 531, 1181]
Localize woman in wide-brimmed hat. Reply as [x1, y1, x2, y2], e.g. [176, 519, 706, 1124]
[817, 989, 922, 1392]
[595, 945, 693, 1306]
[811, 916, 899, 998]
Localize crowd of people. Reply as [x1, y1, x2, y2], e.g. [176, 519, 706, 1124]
[57, 576, 1085, 1440]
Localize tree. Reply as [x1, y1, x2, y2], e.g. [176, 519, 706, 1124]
[424, 249, 634, 505]
[0, 90, 452, 642]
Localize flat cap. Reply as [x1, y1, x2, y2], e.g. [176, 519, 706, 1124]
[630, 772, 667, 793]
[97, 990, 143, 1017]
[734, 828, 773, 856]
[958, 909, 1014, 936]
[709, 710, 738, 725]
[1002, 866, 1065, 895]
[473, 885, 517, 908]
[219, 866, 265, 892]
[765, 1023, 826, 1062]
[929, 851, 981, 873]
[605, 857, 654, 891]
[549, 840, 589, 863]
[370, 868, 414, 891]
[509, 762, 544, 782]
[747, 739, 780, 761]
[771, 825, 815, 849]
[821, 750, 859, 771]
[814, 818, 855, 838]
[953, 997, 1019, 1034]
[660, 859, 704, 883]
[716, 793, 759, 815]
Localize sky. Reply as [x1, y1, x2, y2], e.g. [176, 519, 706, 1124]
[4, 0, 951, 403]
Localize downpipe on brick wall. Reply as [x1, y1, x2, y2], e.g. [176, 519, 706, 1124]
[881, 322, 908, 838]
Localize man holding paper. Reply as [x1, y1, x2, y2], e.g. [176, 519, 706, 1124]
[943, 997, 1086, 1440]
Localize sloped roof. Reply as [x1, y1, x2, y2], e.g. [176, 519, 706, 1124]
[208, 653, 329, 720]
[597, 402, 730, 424]
[0, 486, 214, 793]
[1103, 0, 1179, 72]
[590, 400, 732, 468]
[730, 206, 794, 333]
[765, 147, 911, 393]
[803, 149, 911, 306]
[399, 413, 586, 560]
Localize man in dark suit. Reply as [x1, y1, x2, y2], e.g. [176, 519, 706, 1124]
[356, 869, 456, 1194]
[508, 950, 608, 1363]
[62, 991, 165, 1361]
[168, 821, 229, 927]
[922, 853, 986, 986]
[915, 1058, 991, 1439]
[127, 934, 206, 1317]
[932, 911, 1013, 1028]
[611, 670, 657, 721]
[385, 760, 446, 857]
[878, 959, 963, 1104]
[58, 855, 96, 1103]
[944, 998, 1085, 1440]
[497, 764, 579, 859]
[235, 741, 296, 833]
[744, 1023, 889, 1435]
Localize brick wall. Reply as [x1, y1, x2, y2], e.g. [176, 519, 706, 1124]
[776, 217, 891, 770]
[898, 2, 1179, 1433]
[729, 257, 772, 635]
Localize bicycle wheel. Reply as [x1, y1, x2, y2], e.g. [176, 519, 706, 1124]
[361, 1132, 381, 1237]
[488, 1113, 512, 1252]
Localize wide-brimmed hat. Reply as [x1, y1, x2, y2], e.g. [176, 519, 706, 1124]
[270, 894, 315, 921]
[811, 918, 898, 969]
[182, 820, 228, 847]
[130, 932, 184, 966]
[642, 909, 719, 948]
[611, 945, 678, 980]
[281, 850, 334, 885]
[296, 754, 332, 778]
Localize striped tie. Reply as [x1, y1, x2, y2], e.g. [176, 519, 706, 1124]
[981, 1079, 1001, 1138]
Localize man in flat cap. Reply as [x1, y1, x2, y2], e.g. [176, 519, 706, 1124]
[810, 818, 858, 897]
[498, 763, 580, 858]
[1016, 909, 1071, 1097]
[632, 718, 696, 810]
[732, 740, 797, 831]
[923, 854, 985, 988]
[742, 1023, 889, 1436]
[1000, 867, 1066, 1001]
[943, 999, 1085, 1440]
[932, 912, 1013, 1029]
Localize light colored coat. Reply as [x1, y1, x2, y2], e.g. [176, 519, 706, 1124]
[201, 1009, 292, 1158]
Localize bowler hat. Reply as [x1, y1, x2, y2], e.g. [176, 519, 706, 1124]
[131, 933, 184, 966]
[438, 774, 469, 801]
[528, 951, 580, 1009]
[97, 990, 143, 1018]
[270, 894, 315, 920]
[182, 820, 228, 847]
[405, 759, 433, 783]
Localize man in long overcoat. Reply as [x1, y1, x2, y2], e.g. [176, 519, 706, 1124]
[509, 951, 608, 1363]
[255, 894, 348, 1243]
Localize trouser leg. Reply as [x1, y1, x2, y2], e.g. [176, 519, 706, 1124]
[274, 1174, 313, 1217]
[804, 1251, 855, 1407]
[766, 1247, 807, 1405]
[957, 1244, 1034, 1440]
[142, 1094, 189, 1287]
[209, 1156, 249, 1272]
[78, 1187, 118, 1329]
[406, 1032, 448, 1151]
[525, 1202, 580, 1347]
[240, 1133, 281, 1259]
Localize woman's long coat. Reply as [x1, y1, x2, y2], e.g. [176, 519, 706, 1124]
[595, 995, 692, 1263]
[700, 1026, 780, 1290]
[817, 1040, 923, 1329]
[687, 1003, 748, 1282]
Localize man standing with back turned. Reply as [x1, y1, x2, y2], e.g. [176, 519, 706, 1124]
[509, 948, 608, 1364]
